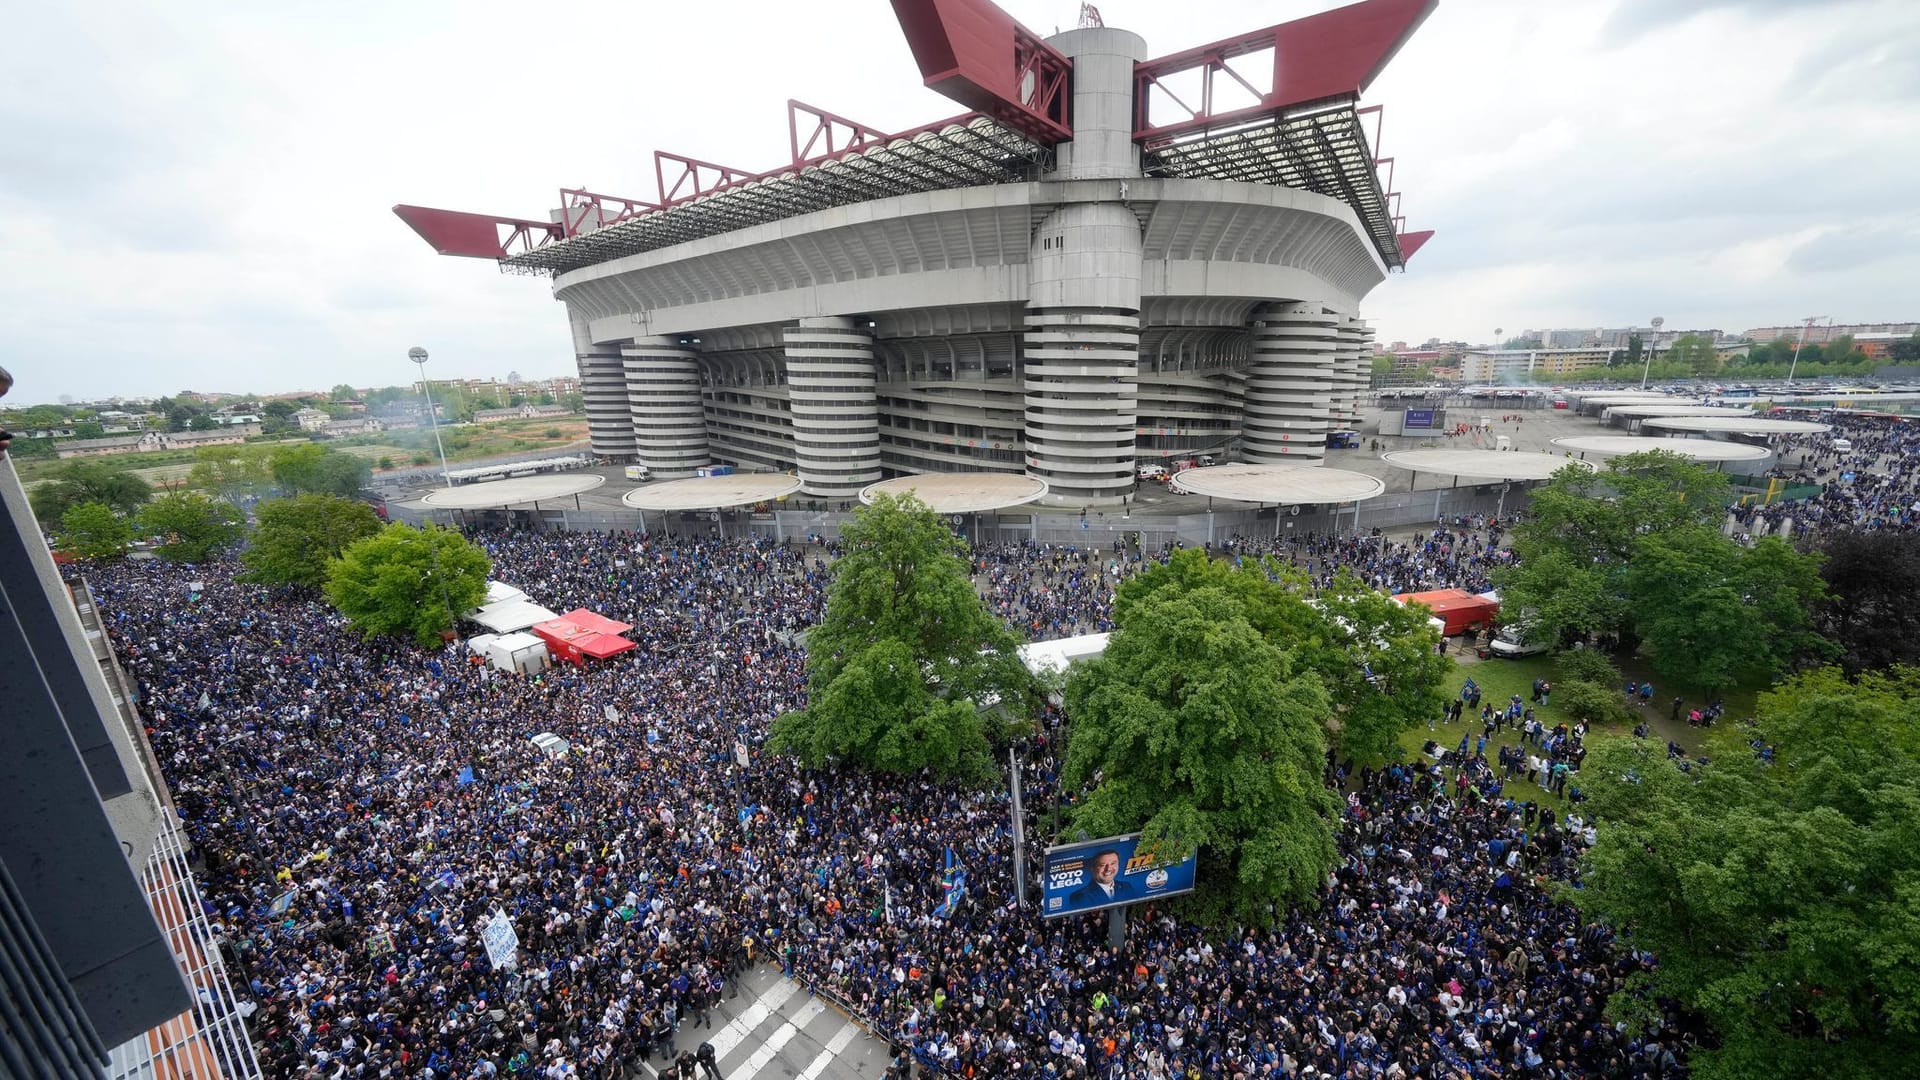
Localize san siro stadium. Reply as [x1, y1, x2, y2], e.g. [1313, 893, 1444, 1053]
[396, 0, 1436, 507]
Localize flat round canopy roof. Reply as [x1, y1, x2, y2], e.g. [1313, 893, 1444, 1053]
[621, 473, 803, 511]
[1380, 449, 1593, 482]
[420, 473, 606, 509]
[1602, 404, 1759, 419]
[1169, 464, 1385, 504]
[1643, 416, 1830, 435]
[1551, 436, 1772, 462]
[859, 472, 1049, 514]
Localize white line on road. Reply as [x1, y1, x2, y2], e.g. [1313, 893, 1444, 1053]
[796, 1021, 863, 1080]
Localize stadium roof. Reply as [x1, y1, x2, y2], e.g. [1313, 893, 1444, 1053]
[419, 473, 606, 509]
[1380, 450, 1593, 483]
[1643, 416, 1831, 435]
[1168, 463, 1386, 504]
[620, 473, 803, 511]
[1550, 436, 1772, 463]
[859, 473, 1049, 513]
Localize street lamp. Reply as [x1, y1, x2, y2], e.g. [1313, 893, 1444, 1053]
[1640, 316, 1664, 389]
[408, 346, 453, 491]
[1786, 315, 1827, 389]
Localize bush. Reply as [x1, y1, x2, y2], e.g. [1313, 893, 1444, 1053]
[543, 427, 563, 438]
[1555, 679, 1626, 725]
[411, 453, 431, 466]
[377, 456, 395, 470]
[1554, 647, 1620, 688]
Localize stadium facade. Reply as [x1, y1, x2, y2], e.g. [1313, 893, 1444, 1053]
[397, 0, 1436, 506]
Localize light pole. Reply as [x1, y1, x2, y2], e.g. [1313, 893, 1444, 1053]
[1008, 741, 1029, 908]
[1786, 315, 1827, 389]
[1640, 316, 1664, 389]
[409, 346, 453, 491]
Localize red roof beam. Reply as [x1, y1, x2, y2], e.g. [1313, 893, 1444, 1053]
[391, 204, 565, 260]
[789, 100, 893, 166]
[557, 188, 663, 237]
[1397, 230, 1434, 262]
[655, 151, 765, 204]
[889, 0, 1073, 143]
[1133, 0, 1437, 145]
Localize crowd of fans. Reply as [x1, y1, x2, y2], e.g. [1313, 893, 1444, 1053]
[83, 520, 1696, 1080]
[1731, 413, 1920, 538]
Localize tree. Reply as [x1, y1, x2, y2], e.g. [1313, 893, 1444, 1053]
[1113, 550, 1447, 765]
[186, 414, 219, 431]
[242, 494, 384, 588]
[1812, 530, 1920, 675]
[1062, 570, 1341, 926]
[135, 491, 245, 562]
[329, 383, 358, 401]
[1625, 529, 1828, 694]
[56, 502, 132, 560]
[70, 421, 105, 439]
[324, 523, 490, 646]
[1623, 333, 1644, 369]
[1496, 452, 1731, 647]
[269, 443, 371, 496]
[188, 443, 274, 503]
[766, 493, 1033, 780]
[1572, 667, 1920, 1079]
[28, 460, 153, 524]
[1665, 334, 1721, 376]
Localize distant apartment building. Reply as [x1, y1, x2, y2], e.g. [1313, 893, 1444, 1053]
[293, 407, 330, 431]
[1459, 347, 1618, 383]
[473, 403, 571, 424]
[1741, 321, 1918, 344]
[57, 424, 263, 458]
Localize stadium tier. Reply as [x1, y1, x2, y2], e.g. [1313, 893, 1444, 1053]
[396, 0, 1437, 505]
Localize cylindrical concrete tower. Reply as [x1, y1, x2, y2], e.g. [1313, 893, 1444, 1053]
[1021, 26, 1148, 506]
[1331, 314, 1370, 429]
[783, 317, 881, 498]
[1023, 203, 1143, 505]
[621, 337, 710, 478]
[574, 311, 635, 460]
[1242, 302, 1340, 462]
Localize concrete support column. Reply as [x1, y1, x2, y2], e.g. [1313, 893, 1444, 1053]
[1023, 202, 1142, 506]
[1243, 302, 1340, 463]
[1043, 27, 1147, 180]
[621, 337, 710, 478]
[571, 310, 636, 460]
[783, 317, 881, 498]
[1330, 314, 1370, 428]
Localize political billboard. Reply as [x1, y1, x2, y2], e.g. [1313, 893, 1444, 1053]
[1040, 834, 1198, 919]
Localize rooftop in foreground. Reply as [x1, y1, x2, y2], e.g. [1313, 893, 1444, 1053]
[621, 473, 804, 511]
[1380, 449, 1592, 483]
[859, 473, 1049, 514]
[419, 473, 606, 509]
[1169, 464, 1386, 504]
[1551, 436, 1771, 462]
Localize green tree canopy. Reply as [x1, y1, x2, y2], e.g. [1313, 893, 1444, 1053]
[1496, 451, 1731, 646]
[1573, 667, 1920, 1079]
[1812, 530, 1920, 675]
[1113, 550, 1448, 765]
[135, 491, 245, 562]
[1062, 575, 1341, 926]
[28, 460, 153, 524]
[188, 443, 274, 503]
[767, 493, 1033, 780]
[242, 494, 384, 588]
[324, 522, 490, 646]
[1664, 334, 1721, 376]
[1625, 529, 1829, 694]
[56, 502, 132, 560]
[269, 443, 372, 497]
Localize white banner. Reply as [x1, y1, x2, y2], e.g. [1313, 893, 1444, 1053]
[481, 912, 520, 972]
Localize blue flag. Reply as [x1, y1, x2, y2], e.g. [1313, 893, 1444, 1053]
[457, 766, 475, 786]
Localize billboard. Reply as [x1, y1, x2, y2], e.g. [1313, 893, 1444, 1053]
[1403, 408, 1436, 429]
[1040, 834, 1198, 918]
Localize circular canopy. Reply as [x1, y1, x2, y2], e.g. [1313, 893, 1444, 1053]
[1169, 463, 1385, 504]
[621, 473, 803, 511]
[1551, 436, 1771, 462]
[420, 473, 605, 509]
[1601, 404, 1758, 419]
[1380, 449, 1593, 482]
[1643, 416, 1830, 435]
[859, 472, 1049, 514]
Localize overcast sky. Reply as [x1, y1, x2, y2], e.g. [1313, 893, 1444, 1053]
[3, 0, 1916, 403]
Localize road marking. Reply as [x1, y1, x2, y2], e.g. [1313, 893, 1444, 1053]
[707, 980, 798, 1060]
[796, 1021, 863, 1080]
[732, 1017, 799, 1079]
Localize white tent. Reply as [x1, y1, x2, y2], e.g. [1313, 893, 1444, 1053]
[530, 732, 570, 760]
[481, 581, 528, 606]
[488, 631, 550, 675]
[469, 599, 560, 635]
[1018, 633, 1112, 676]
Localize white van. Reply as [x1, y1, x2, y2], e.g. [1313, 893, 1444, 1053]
[624, 464, 652, 481]
[1831, 439, 1852, 453]
[1489, 620, 1552, 658]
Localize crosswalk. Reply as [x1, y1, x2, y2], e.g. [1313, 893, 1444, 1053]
[636, 966, 895, 1080]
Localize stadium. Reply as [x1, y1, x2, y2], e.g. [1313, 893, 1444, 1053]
[395, 0, 1435, 506]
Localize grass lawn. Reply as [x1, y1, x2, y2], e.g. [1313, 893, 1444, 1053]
[1392, 650, 1768, 807]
